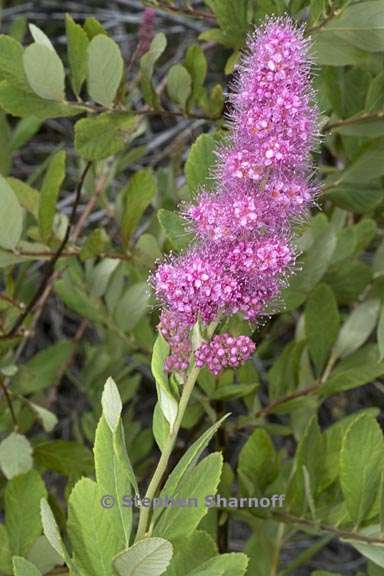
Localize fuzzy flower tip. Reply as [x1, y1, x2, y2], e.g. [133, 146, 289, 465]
[195, 334, 256, 376]
[152, 17, 318, 375]
[138, 8, 156, 56]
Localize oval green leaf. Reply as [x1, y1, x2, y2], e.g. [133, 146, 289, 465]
[0, 175, 23, 249]
[23, 43, 65, 101]
[87, 35, 123, 107]
[114, 537, 173, 576]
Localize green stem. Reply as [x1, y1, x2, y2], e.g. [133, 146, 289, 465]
[135, 321, 219, 541]
[135, 363, 201, 541]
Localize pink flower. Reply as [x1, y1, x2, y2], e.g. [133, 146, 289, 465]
[195, 334, 256, 375]
[230, 18, 316, 172]
[152, 18, 318, 374]
[138, 8, 156, 56]
[159, 310, 192, 372]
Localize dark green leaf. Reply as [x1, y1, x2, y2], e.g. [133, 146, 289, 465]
[5, 470, 46, 556]
[0, 81, 83, 119]
[158, 209, 193, 251]
[238, 429, 278, 491]
[185, 133, 216, 193]
[0, 175, 23, 249]
[0, 35, 27, 87]
[38, 150, 66, 244]
[34, 440, 93, 476]
[121, 169, 156, 244]
[305, 283, 340, 374]
[75, 113, 140, 160]
[340, 414, 384, 526]
[65, 14, 89, 96]
[323, 1, 384, 52]
[167, 64, 192, 110]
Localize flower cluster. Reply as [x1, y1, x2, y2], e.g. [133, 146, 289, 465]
[153, 18, 317, 375]
[195, 334, 256, 375]
[137, 8, 156, 56]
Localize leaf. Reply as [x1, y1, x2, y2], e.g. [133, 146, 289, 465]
[114, 538, 173, 576]
[23, 43, 65, 101]
[340, 414, 384, 526]
[157, 209, 193, 251]
[333, 299, 380, 359]
[153, 453, 223, 540]
[87, 35, 123, 107]
[185, 133, 216, 193]
[13, 557, 42, 576]
[0, 175, 23, 249]
[26, 402, 57, 432]
[0, 81, 82, 120]
[154, 416, 229, 523]
[67, 477, 123, 576]
[54, 271, 107, 323]
[0, 433, 33, 479]
[185, 45, 207, 107]
[38, 150, 66, 244]
[121, 169, 157, 244]
[167, 64, 192, 110]
[0, 524, 12, 575]
[26, 535, 65, 576]
[282, 226, 337, 310]
[323, 1, 384, 52]
[321, 344, 384, 396]
[342, 139, 384, 183]
[101, 376, 122, 433]
[94, 416, 136, 548]
[80, 228, 110, 260]
[312, 32, 368, 66]
[287, 416, 324, 514]
[345, 526, 384, 568]
[0, 35, 27, 87]
[153, 403, 170, 452]
[65, 14, 89, 96]
[75, 113, 140, 160]
[324, 185, 383, 214]
[0, 112, 11, 175]
[11, 117, 41, 153]
[305, 284, 340, 374]
[268, 340, 306, 401]
[189, 553, 248, 576]
[238, 429, 278, 492]
[151, 334, 178, 430]
[40, 499, 66, 561]
[163, 530, 217, 576]
[114, 283, 150, 331]
[205, 0, 249, 49]
[12, 340, 74, 394]
[5, 470, 46, 556]
[7, 178, 39, 219]
[28, 24, 54, 50]
[84, 17, 107, 39]
[140, 33, 167, 108]
[378, 303, 384, 361]
[34, 440, 93, 477]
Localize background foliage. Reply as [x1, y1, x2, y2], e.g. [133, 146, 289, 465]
[1, 0, 384, 574]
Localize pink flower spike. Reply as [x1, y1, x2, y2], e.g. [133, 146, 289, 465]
[151, 17, 318, 373]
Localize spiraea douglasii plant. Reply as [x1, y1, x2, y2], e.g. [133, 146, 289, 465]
[1, 1, 384, 575]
